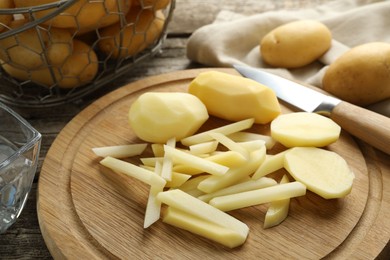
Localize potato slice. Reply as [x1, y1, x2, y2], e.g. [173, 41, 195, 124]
[162, 207, 247, 248]
[271, 112, 341, 147]
[284, 147, 355, 199]
[209, 181, 306, 212]
[263, 174, 291, 229]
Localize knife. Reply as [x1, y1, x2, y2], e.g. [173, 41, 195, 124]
[234, 64, 390, 155]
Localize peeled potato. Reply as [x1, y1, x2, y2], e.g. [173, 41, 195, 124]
[1, 40, 98, 88]
[323, 42, 390, 106]
[260, 20, 332, 68]
[0, 19, 73, 69]
[284, 147, 355, 199]
[270, 112, 341, 148]
[98, 7, 165, 59]
[188, 71, 281, 124]
[14, 0, 130, 32]
[128, 92, 209, 143]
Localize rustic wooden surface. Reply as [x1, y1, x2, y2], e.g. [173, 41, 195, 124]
[36, 68, 388, 259]
[1, 0, 389, 259]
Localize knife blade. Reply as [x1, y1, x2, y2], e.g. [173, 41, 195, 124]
[234, 64, 390, 155]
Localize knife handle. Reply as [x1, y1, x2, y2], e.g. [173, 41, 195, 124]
[330, 101, 390, 155]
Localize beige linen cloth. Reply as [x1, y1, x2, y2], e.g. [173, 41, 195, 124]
[186, 0, 390, 117]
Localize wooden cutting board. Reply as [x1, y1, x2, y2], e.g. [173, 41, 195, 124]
[37, 68, 390, 259]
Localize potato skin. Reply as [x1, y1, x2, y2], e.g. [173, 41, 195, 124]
[98, 7, 165, 59]
[260, 20, 332, 68]
[1, 40, 98, 88]
[14, 0, 131, 32]
[322, 42, 390, 106]
[0, 19, 73, 69]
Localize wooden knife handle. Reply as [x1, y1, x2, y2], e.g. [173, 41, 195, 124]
[330, 101, 390, 155]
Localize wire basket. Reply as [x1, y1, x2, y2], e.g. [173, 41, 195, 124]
[0, 0, 175, 108]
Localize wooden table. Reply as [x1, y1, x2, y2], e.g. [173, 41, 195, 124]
[1, 0, 389, 259]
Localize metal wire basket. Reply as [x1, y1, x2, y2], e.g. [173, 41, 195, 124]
[0, 0, 175, 107]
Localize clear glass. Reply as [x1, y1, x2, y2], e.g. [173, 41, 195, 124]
[0, 102, 41, 234]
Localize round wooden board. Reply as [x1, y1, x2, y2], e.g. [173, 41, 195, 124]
[37, 68, 390, 259]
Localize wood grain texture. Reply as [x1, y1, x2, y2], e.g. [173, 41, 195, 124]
[1, 0, 388, 259]
[330, 101, 390, 155]
[36, 68, 389, 259]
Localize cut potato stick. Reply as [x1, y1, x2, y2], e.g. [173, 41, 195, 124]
[189, 141, 218, 155]
[181, 118, 255, 146]
[209, 181, 306, 212]
[172, 164, 204, 175]
[157, 189, 249, 238]
[252, 150, 289, 180]
[141, 165, 192, 188]
[164, 145, 229, 176]
[228, 131, 276, 150]
[140, 157, 163, 167]
[209, 132, 249, 158]
[238, 140, 267, 152]
[205, 151, 247, 168]
[198, 146, 266, 193]
[198, 177, 277, 202]
[175, 175, 209, 197]
[162, 207, 247, 248]
[161, 138, 176, 181]
[264, 174, 290, 229]
[92, 143, 148, 158]
[100, 156, 166, 187]
[151, 143, 164, 157]
[144, 184, 164, 228]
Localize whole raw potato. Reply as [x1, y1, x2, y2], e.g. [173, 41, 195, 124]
[323, 42, 390, 106]
[260, 20, 332, 68]
[128, 92, 209, 143]
[1, 40, 98, 88]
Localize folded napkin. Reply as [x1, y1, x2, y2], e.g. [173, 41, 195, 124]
[186, 0, 390, 117]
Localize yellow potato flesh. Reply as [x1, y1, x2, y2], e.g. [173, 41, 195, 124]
[128, 92, 209, 143]
[198, 177, 277, 203]
[181, 118, 254, 146]
[209, 181, 306, 212]
[263, 174, 290, 229]
[162, 207, 247, 248]
[157, 189, 249, 239]
[252, 150, 288, 180]
[271, 112, 341, 147]
[284, 147, 355, 199]
[197, 145, 266, 193]
[188, 71, 281, 124]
